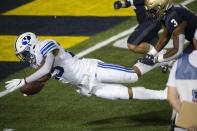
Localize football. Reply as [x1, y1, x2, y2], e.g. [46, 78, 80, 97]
[20, 81, 44, 96]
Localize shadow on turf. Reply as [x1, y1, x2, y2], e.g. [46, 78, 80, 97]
[83, 110, 170, 130]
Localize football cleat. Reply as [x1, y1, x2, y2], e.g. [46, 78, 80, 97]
[160, 59, 176, 73]
[141, 54, 158, 65]
[161, 65, 169, 73]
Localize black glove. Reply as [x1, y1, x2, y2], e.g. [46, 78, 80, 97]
[114, 1, 122, 10]
[141, 54, 158, 65]
[134, 57, 143, 64]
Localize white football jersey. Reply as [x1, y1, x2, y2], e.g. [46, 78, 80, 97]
[34, 39, 98, 86]
[32, 39, 138, 97]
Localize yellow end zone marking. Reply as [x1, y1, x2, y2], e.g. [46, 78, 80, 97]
[3, 0, 136, 16]
[0, 35, 89, 62]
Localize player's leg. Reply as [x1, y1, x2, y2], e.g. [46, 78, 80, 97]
[132, 47, 169, 76]
[93, 82, 167, 100]
[127, 20, 161, 54]
[93, 83, 130, 100]
[131, 86, 168, 100]
[127, 41, 151, 54]
[96, 62, 138, 83]
[132, 61, 163, 76]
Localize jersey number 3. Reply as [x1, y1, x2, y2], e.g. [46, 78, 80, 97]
[171, 19, 178, 27]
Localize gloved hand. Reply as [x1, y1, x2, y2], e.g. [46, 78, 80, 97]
[5, 79, 26, 92]
[0, 79, 26, 98]
[141, 54, 158, 65]
[114, 1, 122, 9]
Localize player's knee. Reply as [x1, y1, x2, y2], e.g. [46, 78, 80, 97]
[95, 89, 116, 100]
[127, 43, 137, 52]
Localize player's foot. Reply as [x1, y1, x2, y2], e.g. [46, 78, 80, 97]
[160, 59, 176, 73]
[161, 65, 168, 73]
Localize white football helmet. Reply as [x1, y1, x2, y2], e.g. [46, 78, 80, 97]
[145, 0, 173, 19]
[15, 32, 39, 64]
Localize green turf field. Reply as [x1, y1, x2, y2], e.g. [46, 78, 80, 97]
[0, 0, 197, 130]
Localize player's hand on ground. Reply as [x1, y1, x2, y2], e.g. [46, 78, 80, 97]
[141, 54, 158, 65]
[114, 1, 122, 9]
[5, 79, 26, 92]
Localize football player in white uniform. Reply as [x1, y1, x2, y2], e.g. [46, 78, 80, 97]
[0, 32, 167, 100]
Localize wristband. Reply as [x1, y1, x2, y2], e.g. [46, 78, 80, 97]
[148, 47, 158, 56]
[158, 54, 164, 62]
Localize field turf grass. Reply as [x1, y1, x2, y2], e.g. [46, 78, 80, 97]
[0, 0, 197, 130]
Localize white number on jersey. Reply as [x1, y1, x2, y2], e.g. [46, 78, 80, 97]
[171, 19, 178, 27]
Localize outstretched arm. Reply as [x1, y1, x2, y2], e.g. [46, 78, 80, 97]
[143, 22, 187, 65]
[149, 26, 172, 55]
[157, 21, 187, 62]
[25, 48, 59, 83]
[0, 49, 59, 98]
[25, 51, 55, 83]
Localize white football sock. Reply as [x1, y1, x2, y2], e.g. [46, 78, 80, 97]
[148, 47, 158, 55]
[132, 86, 167, 100]
[134, 62, 162, 75]
[148, 45, 154, 53]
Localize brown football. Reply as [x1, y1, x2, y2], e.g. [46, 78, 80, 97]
[20, 81, 44, 96]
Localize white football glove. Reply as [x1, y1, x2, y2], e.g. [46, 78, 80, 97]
[0, 79, 26, 98]
[5, 79, 26, 91]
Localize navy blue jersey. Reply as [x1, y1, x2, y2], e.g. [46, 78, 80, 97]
[163, 3, 197, 42]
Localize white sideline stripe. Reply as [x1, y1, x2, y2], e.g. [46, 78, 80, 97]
[76, 25, 138, 58]
[181, 0, 196, 6]
[76, 0, 194, 58]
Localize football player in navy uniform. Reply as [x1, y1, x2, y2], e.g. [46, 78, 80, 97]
[141, 0, 197, 65]
[114, 0, 162, 54]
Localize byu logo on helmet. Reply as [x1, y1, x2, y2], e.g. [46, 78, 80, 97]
[22, 36, 31, 45]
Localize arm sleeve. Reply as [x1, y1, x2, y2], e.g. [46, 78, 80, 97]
[25, 52, 55, 83]
[166, 61, 178, 88]
[158, 34, 185, 62]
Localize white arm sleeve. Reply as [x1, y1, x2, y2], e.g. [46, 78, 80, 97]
[166, 61, 178, 87]
[158, 34, 185, 62]
[25, 52, 55, 83]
